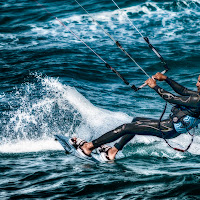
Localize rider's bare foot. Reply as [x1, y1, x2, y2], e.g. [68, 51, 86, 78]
[72, 138, 94, 156]
[107, 147, 118, 160]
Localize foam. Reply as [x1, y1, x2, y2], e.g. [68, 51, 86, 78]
[0, 139, 63, 153]
[1, 0, 198, 51]
[129, 131, 200, 157]
[0, 75, 132, 153]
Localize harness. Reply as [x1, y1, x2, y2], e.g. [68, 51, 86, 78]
[158, 102, 195, 152]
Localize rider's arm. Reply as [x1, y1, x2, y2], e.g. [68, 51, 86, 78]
[165, 77, 198, 96]
[153, 85, 200, 107]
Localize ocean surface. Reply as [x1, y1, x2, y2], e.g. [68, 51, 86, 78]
[1, 0, 200, 199]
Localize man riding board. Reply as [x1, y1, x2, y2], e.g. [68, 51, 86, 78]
[71, 73, 200, 161]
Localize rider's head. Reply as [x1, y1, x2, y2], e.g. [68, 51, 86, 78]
[196, 75, 200, 92]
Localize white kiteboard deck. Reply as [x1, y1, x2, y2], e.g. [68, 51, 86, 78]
[54, 135, 102, 163]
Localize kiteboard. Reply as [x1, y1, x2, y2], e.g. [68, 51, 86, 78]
[54, 135, 102, 163]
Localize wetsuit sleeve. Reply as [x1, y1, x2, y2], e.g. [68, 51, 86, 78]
[165, 77, 198, 96]
[153, 85, 200, 107]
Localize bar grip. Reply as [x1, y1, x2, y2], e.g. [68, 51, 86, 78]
[137, 69, 167, 91]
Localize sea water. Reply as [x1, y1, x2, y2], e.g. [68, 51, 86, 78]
[0, 0, 200, 199]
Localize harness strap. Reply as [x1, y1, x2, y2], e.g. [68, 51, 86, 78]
[163, 136, 194, 152]
[158, 102, 194, 152]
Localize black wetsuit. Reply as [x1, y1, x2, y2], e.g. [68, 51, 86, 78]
[92, 77, 200, 150]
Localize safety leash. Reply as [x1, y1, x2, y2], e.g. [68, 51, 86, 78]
[158, 102, 194, 152]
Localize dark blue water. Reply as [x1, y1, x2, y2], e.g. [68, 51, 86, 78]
[1, 0, 200, 199]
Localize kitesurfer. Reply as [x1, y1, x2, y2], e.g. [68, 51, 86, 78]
[72, 73, 200, 160]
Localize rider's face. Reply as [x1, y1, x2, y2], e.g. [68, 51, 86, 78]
[196, 75, 200, 92]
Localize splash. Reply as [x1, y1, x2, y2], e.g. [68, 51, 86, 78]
[0, 75, 199, 156]
[0, 75, 131, 153]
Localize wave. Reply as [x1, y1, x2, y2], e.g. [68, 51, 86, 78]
[0, 74, 131, 153]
